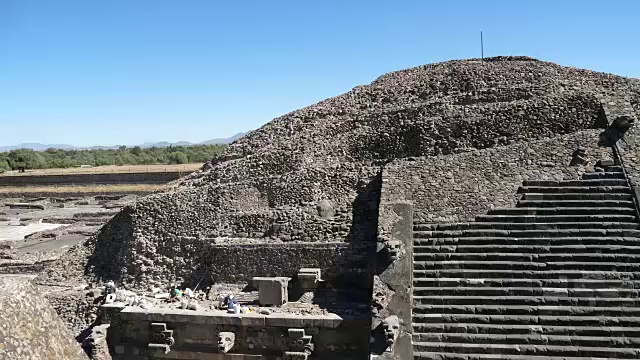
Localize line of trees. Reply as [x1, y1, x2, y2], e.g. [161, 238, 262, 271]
[0, 145, 225, 172]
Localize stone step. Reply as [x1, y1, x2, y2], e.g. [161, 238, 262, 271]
[520, 193, 632, 201]
[413, 260, 640, 271]
[412, 313, 640, 327]
[413, 323, 640, 337]
[412, 277, 640, 289]
[412, 341, 640, 358]
[413, 229, 640, 239]
[413, 333, 640, 348]
[412, 295, 640, 307]
[583, 172, 626, 180]
[604, 165, 625, 173]
[523, 179, 628, 187]
[518, 186, 631, 194]
[491, 207, 636, 216]
[516, 199, 635, 208]
[413, 269, 640, 280]
[413, 304, 640, 317]
[414, 244, 640, 254]
[475, 214, 637, 223]
[413, 252, 640, 263]
[412, 286, 640, 298]
[414, 236, 640, 246]
[413, 351, 623, 360]
[413, 222, 638, 232]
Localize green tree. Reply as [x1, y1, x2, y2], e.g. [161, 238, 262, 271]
[137, 154, 156, 165]
[0, 160, 10, 173]
[0, 144, 225, 170]
[115, 152, 136, 166]
[6, 149, 47, 170]
[168, 151, 188, 164]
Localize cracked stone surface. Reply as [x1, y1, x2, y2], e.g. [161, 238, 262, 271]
[0, 276, 86, 359]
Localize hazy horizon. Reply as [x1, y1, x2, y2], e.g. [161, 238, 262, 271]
[0, 131, 249, 149]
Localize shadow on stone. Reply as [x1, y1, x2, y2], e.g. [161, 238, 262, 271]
[599, 115, 635, 147]
[84, 206, 135, 283]
[348, 170, 383, 243]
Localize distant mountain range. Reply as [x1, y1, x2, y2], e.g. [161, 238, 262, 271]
[0, 132, 249, 152]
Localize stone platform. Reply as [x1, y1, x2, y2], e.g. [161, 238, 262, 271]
[105, 304, 370, 359]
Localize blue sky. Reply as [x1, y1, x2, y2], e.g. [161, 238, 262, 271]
[1, 0, 639, 147]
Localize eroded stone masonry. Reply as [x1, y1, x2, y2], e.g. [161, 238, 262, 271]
[20, 56, 640, 359]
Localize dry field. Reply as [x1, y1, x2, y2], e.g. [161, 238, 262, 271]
[0, 184, 162, 195]
[0, 163, 201, 177]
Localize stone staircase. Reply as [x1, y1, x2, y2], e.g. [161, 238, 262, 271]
[412, 166, 640, 359]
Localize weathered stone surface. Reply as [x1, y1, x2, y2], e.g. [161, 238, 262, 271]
[41, 57, 640, 291]
[35, 59, 640, 358]
[408, 147, 640, 358]
[0, 276, 87, 359]
[316, 200, 336, 219]
[108, 308, 370, 359]
[380, 130, 612, 225]
[252, 277, 290, 306]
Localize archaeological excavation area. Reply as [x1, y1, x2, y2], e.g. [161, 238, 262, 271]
[0, 170, 178, 275]
[2, 56, 640, 359]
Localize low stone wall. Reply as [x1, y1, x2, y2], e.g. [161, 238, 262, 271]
[108, 307, 370, 359]
[0, 171, 181, 187]
[0, 276, 87, 359]
[0, 190, 154, 199]
[156, 239, 375, 289]
[82, 208, 376, 291]
[379, 129, 612, 226]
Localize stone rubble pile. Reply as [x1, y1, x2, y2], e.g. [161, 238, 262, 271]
[39, 56, 640, 292]
[220, 56, 638, 162]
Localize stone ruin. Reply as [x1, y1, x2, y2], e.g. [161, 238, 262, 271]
[0, 276, 86, 359]
[21, 56, 640, 359]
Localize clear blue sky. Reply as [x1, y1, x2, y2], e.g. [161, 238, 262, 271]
[1, 0, 639, 147]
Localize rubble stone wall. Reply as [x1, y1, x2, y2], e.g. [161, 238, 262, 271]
[0, 276, 87, 360]
[39, 56, 640, 294]
[604, 95, 640, 188]
[379, 129, 612, 227]
[134, 164, 381, 243]
[169, 240, 375, 288]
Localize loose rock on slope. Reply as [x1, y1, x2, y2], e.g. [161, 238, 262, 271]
[39, 56, 640, 290]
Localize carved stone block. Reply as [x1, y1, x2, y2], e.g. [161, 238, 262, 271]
[217, 331, 235, 353]
[283, 328, 313, 359]
[386, 240, 402, 260]
[148, 323, 174, 354]
[382, 315, 400, 350]
[297, 268, 322, 291]
[252, 277, 290, 306]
